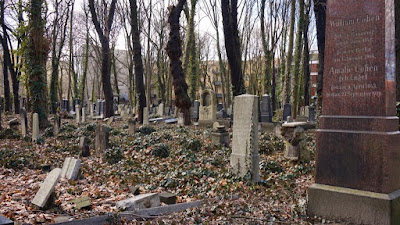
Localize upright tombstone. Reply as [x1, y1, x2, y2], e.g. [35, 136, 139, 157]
[20, 107, 28, 138]
[143, 107, 149, 125]
[80, 136, 90, 157]
[32, 113, 40, 142]
[230, 94, 260, 182]
[282, 104, 291, 121]
[158, 103, 164, 117]
[81, 107, 86, 123]
[308, 106, 316, 122]
[62, 99, 69, 112]
[307, 1, 400, 224]
[75, 104, 81, 123]
[95, 124, 109, 155]
[199, 89, 217, 121]
[260, 94, 273, 123]
[192, 100, 200, 122]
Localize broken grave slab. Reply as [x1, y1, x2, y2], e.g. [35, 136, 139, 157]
[116, 193, 160, 211]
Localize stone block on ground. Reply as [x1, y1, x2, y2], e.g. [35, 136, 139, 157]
[159, 192, 177, 205]
[116, 193, 160, 211]
[32, 168, 61, 208]
[72, 196, 91, 210]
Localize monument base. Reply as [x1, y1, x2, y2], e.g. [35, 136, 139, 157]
[308, 184, 400, 225]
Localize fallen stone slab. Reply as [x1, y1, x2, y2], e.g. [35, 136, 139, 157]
[159, 192, 177, 205]
[116, 193, 160, 211]
[164, 118, 178, 124]
[0, 215, 13, 225]
[131, 200, 203, 216]
[72, 196, 91, 209]
[32, 168, 61, 208]
[149, 117, 164, 123]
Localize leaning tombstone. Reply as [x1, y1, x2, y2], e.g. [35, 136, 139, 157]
[307, 1, 400, 224]
[80, 136, 90, 157]
[32, 113, 40, 142]
[95, 124, 109, 155]
[20, 107, 28, 138]
[60, 157, 81, 180]
[31, 168, 61, 208]
[230, 94, 260, 182]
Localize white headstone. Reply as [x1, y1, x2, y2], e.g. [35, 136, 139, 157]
[32, 113, 39, 142]
[31, 168, 61, 208]
[143, 107, 149, 125]
[158, 103, 164, 117]
[60, 157, 81, 180]
[230, 94, 260, 182]
[82, 107, 86, 123]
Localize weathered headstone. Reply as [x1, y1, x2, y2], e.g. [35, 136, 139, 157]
[80, 136, 90, 157]
[95, 124, 109, 154]
[282, 104, 291, 121]
[81, 107, 86, 123]
[72, 196, 91, 210]
[116, 193, 160, 211]
[128, 119, 136, 134]
[308, 106, 316, 122]
[177, 113, 184, 126]
[158, 103, 164, 117]
[75, 105, 81, 123]
[308, 1, 400, 224]
[230, 94, 259, 182]
[32, 113, 39, 142]
[143, 107, 149, 125]
[211, 125, 229, 147]
[62, 99, 69, 112]
[32, 168, 61, 208]
[60, 157, 81, 180]
[192, 100, 200, 122]
[260, 94, 273, 123]
[90, 102, 94, 117]
[199, 89, 217, 121]
[53, 114, 61, 135]
[20, 108, 28, 138]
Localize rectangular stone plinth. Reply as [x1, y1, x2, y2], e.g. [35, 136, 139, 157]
[315, 129, 400, 193]
[308, 184, 400, 225]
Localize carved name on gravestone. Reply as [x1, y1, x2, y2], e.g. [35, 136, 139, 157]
[230, 94, 260, 182]
[308, 1, 400, 224]
[32, 168, 61, 208]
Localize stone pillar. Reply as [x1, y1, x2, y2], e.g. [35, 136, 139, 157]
[21, 107, 28, 137]
[32, 113, 39, 142]
[308, 1, 400, 224]
[230, 94, 259, 182]
[76, 105, 81, 123]
[143, 107, 149, 125]
[95, 124, 109, 155]
[81, 107, 86, 123]
[158, 103, 164, 117]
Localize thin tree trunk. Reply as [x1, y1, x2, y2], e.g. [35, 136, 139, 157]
[282, 0, 296, 105]
[313, 0, 326, 111]
[130, 0, 146, 123]
[0, 0, 10, 112]
[303, 2, 311, 106]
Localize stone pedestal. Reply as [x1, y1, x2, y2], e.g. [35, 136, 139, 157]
[211, 125, 229, 147]
[308, 1, 400, 224]
[230, 94, 259, 182]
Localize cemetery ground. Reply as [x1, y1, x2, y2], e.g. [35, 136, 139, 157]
[0, 113, 328, 224]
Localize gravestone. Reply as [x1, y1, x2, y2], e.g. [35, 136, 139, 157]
[90, 102, 94, 117]
[76, 104, 81, 123]
[95, 124, 109, 155]
[53, 115, 61, 135]
[20, 107, 28, 138]
[308, 106, 316, 122]
[230, 94, 259, 182]
[282, 104, 291, 121]
[211, 125, 229, 147]
[128, 119, 136, 134]
[177, 113, 184, 126]
[62, 99, 69, 112]
[31, 168, 61, 208]
[60, 157, 81, 180]
[32, 113, 39, 142]
[143, 107, 149, 125]
[80, 136, 90, 157]
[217, 103, 223, 112]
[158, 103, 164, 117]
[199, 89, 217, 121]
[192, 100, 200, 122]
[307, 1, 400, 224]
[260, 94, 273, 123]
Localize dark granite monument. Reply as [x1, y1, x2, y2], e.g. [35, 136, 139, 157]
[282, 103, 291, 121]
[260, 94, 272, 123]
[307, 1, 400, 224]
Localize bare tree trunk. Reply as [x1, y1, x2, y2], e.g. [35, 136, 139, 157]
[89, 0, 117, 118]
[221, 0, 245, 97]
[313, 0, 326, 111]
[303, 1, 311, 106]
[79, 12, 90, 103]
[130, 0, 146, 123]
[0, 0, 10, 112]
[282, 0, 295, 105]
[166, 0, 192, 125]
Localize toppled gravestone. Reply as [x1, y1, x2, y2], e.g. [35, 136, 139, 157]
[32, 168, 61, 208]
[159, 192, 177, 205]
[116, 193, 160, 211]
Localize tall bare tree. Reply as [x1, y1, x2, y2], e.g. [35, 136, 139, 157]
[221, 0, 245, 96]
[88, 0, 117, 118]
[130, 0, 146, 123]
[281, 0, 295, 105]
[313, 0, 326, 110]
[166, 0, 192, 125]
